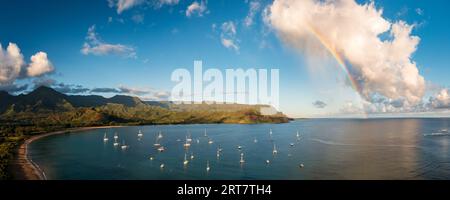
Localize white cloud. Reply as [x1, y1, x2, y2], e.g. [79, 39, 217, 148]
[0, 43, 24, 85]
[27, 52, 54, 77]
[108, 0, 145, 14]
[81, 25, 137, 58]
[220, 21, 239, 52]
[186, 0, 207, 17]
[429, 89, 450, 109]
[244, 0, 261, 27]
[1, 42, 54, 88]
[266, 0, 426, 108]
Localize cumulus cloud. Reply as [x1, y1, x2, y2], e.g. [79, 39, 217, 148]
[0, 43, 24, 85]
[81, 25, 137, 58]
[186, 0, 208, 17]
[27, 52, 54, 77]
[265, 0, 426, 109]
[429, 89, 450, 109]
[220, 21, 239, 52]
[1, 42, 54, 91]
[312, 100, 327, 108]
[244, 0, 262, 27]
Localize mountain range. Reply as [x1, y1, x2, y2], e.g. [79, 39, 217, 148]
[0, 86, 290, 125]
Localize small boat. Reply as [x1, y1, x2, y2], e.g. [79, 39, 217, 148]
[183, 136, 191, 148]
[138, 130, 143, 137]
[190, 153, 194, 160]
[103, 133, 109, 142]
[272, 144, 278, 154]
[237, 145, 242, 150]
[154, 133, 161, 147]
[149, 156, 154, 161]
[183, 153, 189, 166]
[157, 132, 163, 139]
[299, 164, 304, 168]
[216, 148, 220, 158]
[290, 143, 295, 147]
[240, 153, 245, 163]
[266, 160, 270, 164]
[121, 141, 128, 150]
[208, 139, 214, 144]
[154, 143, 161, 147]
[113, 138, 119, 146]
[160, 164, 165, 169]
[157, 146, 165, 152]
[206, 161, 210, 172]
[114, 132, 119, 139]
[186, 132, 192, 143]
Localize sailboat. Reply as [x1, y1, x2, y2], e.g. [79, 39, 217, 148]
[206, 161, 210, 172]
[296, 131, 300, 141]
[157, 131, 163, 139]
[160, 164, 165, 169]
[183, 135, 191, 148]
[208, 138, 214, 144]
[154, 135, 161, 147]
[114, 132, 119, 139]
[204, 129, 208, 137]
[190, 152, 194, 160]
[269, 129, 273, 141]
[121, 140, 128, 150]
[103, 133, 109, 142]
[157, 146, 165, 152]
[272, 144, 278, 155]
[138, 130, 143, 137]
[186, 132, 192, 143]
[113, 137, 119, 146]
[216, 148, 220, 158]
[240, 153, 245, 164]
[183, 153, 189, 166]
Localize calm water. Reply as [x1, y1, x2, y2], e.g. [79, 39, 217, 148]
[29, 118, 450, 180]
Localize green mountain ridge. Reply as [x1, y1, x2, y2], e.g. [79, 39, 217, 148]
[0, 86, 290, 125]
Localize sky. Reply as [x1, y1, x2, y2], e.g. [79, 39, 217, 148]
[0, 0, 449, 118]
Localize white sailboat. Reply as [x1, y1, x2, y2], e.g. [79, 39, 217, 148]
[296, 131, 300, 140]
[204, 129, 208, 137]
[183, 135, 191, 148]
[121, 140, 128, 150]
[114, 132, 119, 139]
[157, 131, 163, 139]
[154, 134, 161, 147]
[266, 160, 270, 164]
[160, 164, 165, 169]
[206, 161, 210, 172]
[157, 146, 165, 152]
[272, 144, 278, 155]
[208, 138, 214, 144]
[103, 133, 109, 142]
[190, 152, 194, 160]
[183, 153, 189, 166]
[186, 132, 192, 143]
[216, 148, 220, 158]
[113, 137, 119, 146]
[240, 153, 245, 164]
[138, 130, 143, 137]
[269, 129, 273, 141]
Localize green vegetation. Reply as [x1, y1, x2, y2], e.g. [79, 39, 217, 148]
[0, 86, 290, 179]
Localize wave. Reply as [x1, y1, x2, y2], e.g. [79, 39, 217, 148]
[309, 138, 419, 148]
[423, 132, 450, 137]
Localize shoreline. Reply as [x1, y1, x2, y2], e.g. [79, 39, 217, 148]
[10, 126, 124, 180]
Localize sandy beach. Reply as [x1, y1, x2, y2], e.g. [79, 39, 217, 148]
[9, 126, 123, 180]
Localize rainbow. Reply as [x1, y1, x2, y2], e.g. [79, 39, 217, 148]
[306, 24, 368, 118]
[306, 24, 362, 95]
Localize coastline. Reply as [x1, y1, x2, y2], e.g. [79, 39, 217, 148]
[10, 126, 124, 180]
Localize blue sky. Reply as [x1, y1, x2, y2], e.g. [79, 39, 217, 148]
[0, 0, 449, 118]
